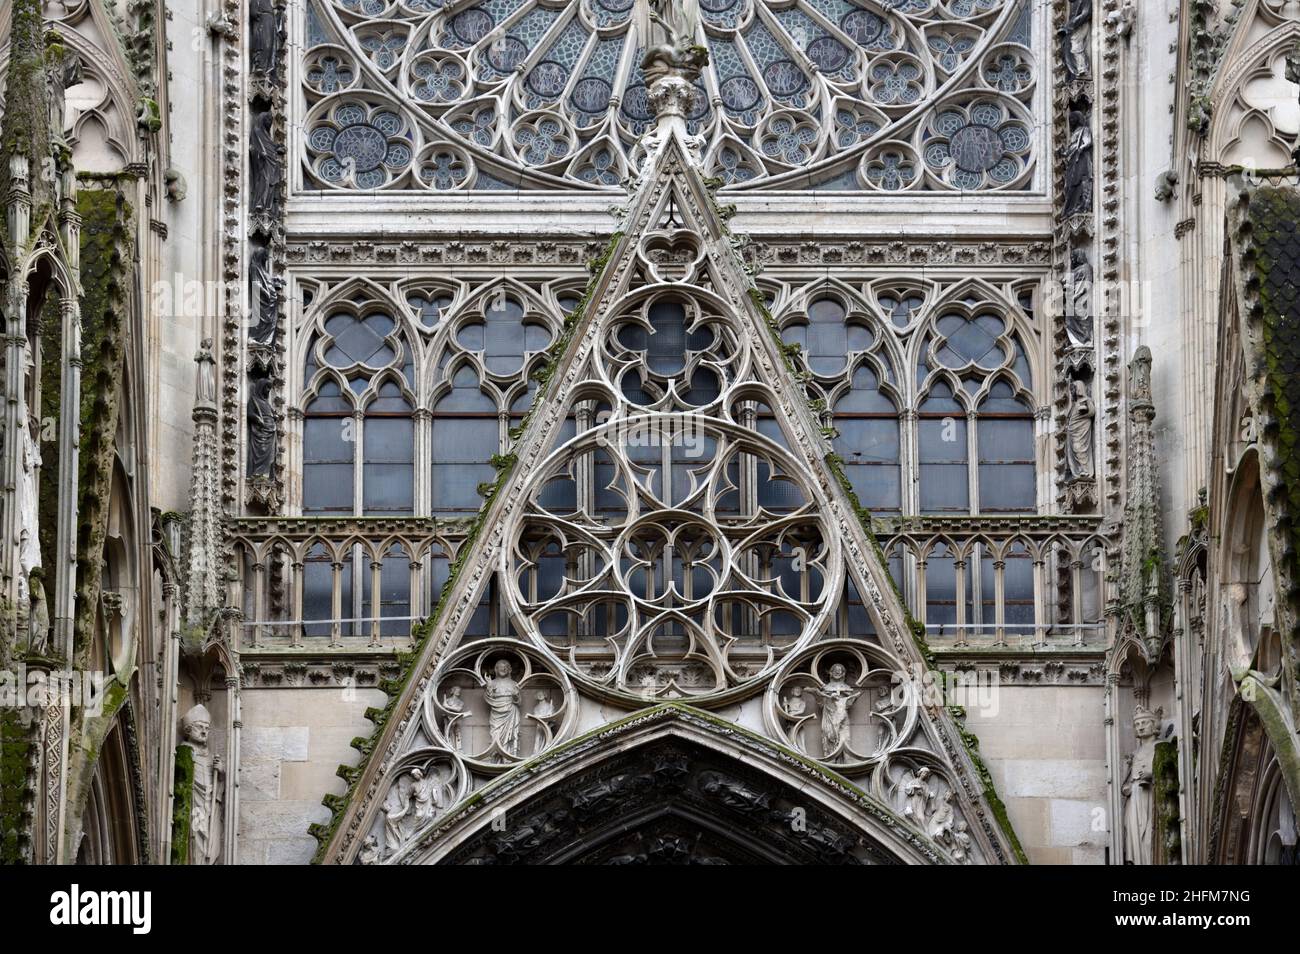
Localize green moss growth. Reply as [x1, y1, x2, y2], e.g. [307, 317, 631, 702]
[1, 710, 35, 864]
[1153, 739, 1181, 865]
[171, 744, 194, 866]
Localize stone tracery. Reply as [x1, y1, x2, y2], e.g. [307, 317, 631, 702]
[297, 0, 1038, 190]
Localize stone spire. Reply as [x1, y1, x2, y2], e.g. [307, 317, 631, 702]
[185, 339, 223, 626]
[1118, 345, 1168, 660]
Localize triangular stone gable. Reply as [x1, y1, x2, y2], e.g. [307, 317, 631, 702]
[317, 134, 1022, 865]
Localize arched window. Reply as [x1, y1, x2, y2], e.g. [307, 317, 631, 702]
[834, 364, 900, 513]
[976, 380, 1035, 513]
[918, 382, 968, 513]
[431, 365, 499, 514]
[303, 381, 354, 514]
[362, 381, 414, 514]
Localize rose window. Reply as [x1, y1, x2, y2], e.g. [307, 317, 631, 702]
[299, 0, 1034, 190]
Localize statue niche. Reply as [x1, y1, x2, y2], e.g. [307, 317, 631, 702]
[179, 703, 226, 864]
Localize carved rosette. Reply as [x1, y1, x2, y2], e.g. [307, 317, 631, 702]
[764, 639, 920, 772]
[421, 640, 576, 774]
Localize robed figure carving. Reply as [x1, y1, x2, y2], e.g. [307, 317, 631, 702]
[1065, 250, 1093, 347]
[1066, 379, 1095, 479]
[249, 110, 284, 220]
[1063, 110, 1093, 217]
[812, 663, 860, 759]
[181, 704, 225, 864]
[1121, 706, 1158, 865]
[485, 659, 521, 759]
[249, 0, 281, 74]
[1060, 0, 1091, 82]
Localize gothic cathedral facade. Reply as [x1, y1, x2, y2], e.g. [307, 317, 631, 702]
[0, 0, 1297, 865]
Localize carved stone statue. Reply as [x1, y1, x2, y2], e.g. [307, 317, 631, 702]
[17, 415, 42, 607]
[1060, 0, 1091, 82]
[951, 820, 973, 864]
[249, 110, 284, 219]
[45, 37, 82, 142]
[1063, 109, 1093, 217]
[1129, 345, 1152, 402]
[249, 0, 281, 74]
[927, 791, 956, 844]
[358, 834, 381, 865]
[1066, 379, 1095, 480]
[195, 338, 217, 406]
[783, 685, 808, 750]
[642, 0, 707, 80]
[811, 663, 860, 760]
[1122, 706, 1158, 865]
[1065, 249, 1093, 346]
[248, 244, 282, 343]
[246, 371, 277, 477]
[484, 659, 521, 758]
[382, 765, 450, 855]
[901, 767, 934, 828]
[530, 690, 555, 755]
[442, 685, 466, 750]
[181, 703, 225, 864]
[27, 568, 50, 657]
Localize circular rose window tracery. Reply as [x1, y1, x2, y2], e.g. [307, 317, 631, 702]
[301, 0, 1035, 190]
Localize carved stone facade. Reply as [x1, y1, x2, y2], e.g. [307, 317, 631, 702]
[1, 0, 1296, 868]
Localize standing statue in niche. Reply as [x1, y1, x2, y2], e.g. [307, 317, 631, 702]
[247, 245, 282, 344]
[1060, 0, 1092, 82]
[811, 663, 860, 760]
[17, 412, 42, 619]
[195, 338, 217, 406]
[246, 372, 277, 477]
[249, 0, 281, 74]
[484, 659, 521, 759]
[1129, 345, 1153, 402]
[1066, 379, 1096, 479]
[249, 110, 284, 220]
[44, 37, 82, 145]
[1063, 109, 1094, 217]
[1065, 249, 1094, 347]
[1122, 706, 1159, 865]
[27, 568, 50, 657]
[181, 704, 225, 864]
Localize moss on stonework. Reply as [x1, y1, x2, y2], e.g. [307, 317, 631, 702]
[1153, 738, 1181, 865]
[1, 710, 35, 864]
[1243, 185, 1300, 696]
[0, 0, 55, 217]
[171, 744, 194, 866]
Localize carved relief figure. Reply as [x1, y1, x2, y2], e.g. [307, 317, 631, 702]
[248, 244, 282, 344]
[783, 685, 808, 750]
[1063, 109, 1094, 217]
[181, 704, 225, 864]
[249, 0, 281, 74]
[17, 412, 42, 614]
[951, 820, 973, 864]
[485, 659, 521, 758]
[1060, 0, 1092, 82]
[927, 791, 956, 844]
[196, 338, 217, 405]
[1066, 379, 1096, 479]
[249, 110, 284, 218]
[1121, 706, 1158, 865]
[901, 767, 934, 828]
[45, 39, 82, 143]
[1065, 249, 1093, 346]
[811, 663, 860, 759]
[442, 685, 466, 751]
[358, 835, 381, 865]
[246, 372, 277, 476]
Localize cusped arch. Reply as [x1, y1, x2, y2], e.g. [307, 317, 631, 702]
[387, 705, 955, 865]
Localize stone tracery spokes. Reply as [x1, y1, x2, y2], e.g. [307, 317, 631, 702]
[297, 0, 1037, 189]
